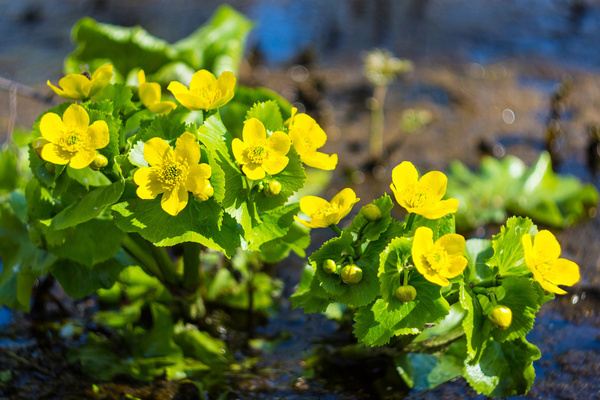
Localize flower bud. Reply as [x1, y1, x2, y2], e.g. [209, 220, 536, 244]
[323, 259, 337, 274]
[90, 154, 108, 170]
[489, 305, 512, 330]
[362, 204, 382, 222]
[265, 181, 282, 197]
[194, 183, 214, 201]
[395, 285, 417, 302]
[341, 264, 363, 284]
[32, 137, 49, 159]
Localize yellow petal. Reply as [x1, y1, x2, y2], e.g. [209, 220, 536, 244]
[521, 234, 535, 271]
[88, 64, 113, 97]
[69, 148, 97, 169]
[190, 70, 217, 91]
[243, 118, 266, 144]
[423, 271, 450, 287]
[138, 70, 146, 85]
[40, 143, 70, 165]
[144, 138, 171, 167]
[299, 196, 330, 217]
[174, 132, 200, 165]
[216, 71, 236, 105]
[161, 185, 188, 216]
[331, 188, 359, 218]
[301, 151, 338, 170]
[47, 80, 70, 99]
[86, 120, 110, 150]
[139, 82, 162, 107]
[267, 131, 291, 156]
[262, 155, 289, 176]
[147, 101, 177, 114]
[533, 230, 561, 264]
[294, 215, 320, 229]
[547, 258, 580, 287]
[63, 104, 90, 133]
[167, 81, 190, 95]
[412, 226, 433, 275]
[186, 163, 212, 192]
[134, 167, 166, 199]
[232, 138, 248, 164]
[418, 171, 448, 202]
[242, 163, 266, 180]
[436, 234, 466, 258]
[297, 114, 327, 148]
[539, 279, 567, 295]
[416, 198, 459, 220]
[391, 161, 419, 192]
[39, 113, 66, 143]
[172, 92, 207, 110]
[445, 255, 468, 279]
[57, 74, 92, 99]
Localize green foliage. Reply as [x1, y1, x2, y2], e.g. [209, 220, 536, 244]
[447, 152, 599, 229]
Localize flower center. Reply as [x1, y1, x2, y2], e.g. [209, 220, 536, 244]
[193, 87, 222, 105]
[315, 204, 338, 219]
[246, 145, 270, 164]
[59, 130, 86, 153]
[158, 157, 188, 190]
[404, 183, 437, 208]
[423, 244, 450, 272]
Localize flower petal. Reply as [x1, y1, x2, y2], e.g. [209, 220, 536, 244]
[445, 255, 468, 279]
[144, 138, 171, 167]
[521, 234, 535, 272]
[174, 132, 200, 165]
[47, 80, 70, 99]
[41, 143, 70, 165]
[267, 131, 291, 156]
[139, 82, 162, 107]
[63, 104, 90, 133]
[423, 271, 450, 286]
[412, 226, 433, 275]
[539, 279, 567, 295]
[89, 64, 113, 97]
[243, 118, 266, 144]
[533, 230, 561, 264]
[262, 155, 289, 176]
[186, 163, 212, 192]
[547, 258, 580, 287]
[294, 215, 320, 229]
[167, 81, 190, 95]
[391, 161, 419, 193]
[216, 71, 236, 105]
[171, 92, 208, 110]
[419, 171, 448, 202]
[436, 234, 466, 258]
[331, 188, 359, 219]
[232, 138, 248, 164]
[39, 113, 66, 143]
[416, 198, 459, 219]
[69, 148, 97, 169]
[161, 185, 188, 216]
[301, 151, 338, 170]
[147, 101, 177, 114]
[134, 167, 166, 199]
[138, 70, 146, 85]
[190, 70, 217, 91]
[242, 163, 265, 180]
[86, 120, 110, 150]
[299, 196, 330, 217]
[56, 74, 91, 99]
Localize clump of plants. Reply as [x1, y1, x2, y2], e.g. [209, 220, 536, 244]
[292, 160, 580, 398]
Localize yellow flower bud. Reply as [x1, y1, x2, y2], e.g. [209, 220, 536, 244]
[90, 154, 108, 170]
[489, 305, 512, 330]
[341, 264, 363, 284]
[362, 204, 382, 222]
[265, 181, 282, 197]
[395, 285, 417, 302]
[323, 259, 337, 274]
[32, 137, 49, 159]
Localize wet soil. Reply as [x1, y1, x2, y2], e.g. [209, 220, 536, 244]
[2, 1, 600, 399]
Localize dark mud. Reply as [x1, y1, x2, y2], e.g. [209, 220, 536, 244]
[2, 1, 600, 399]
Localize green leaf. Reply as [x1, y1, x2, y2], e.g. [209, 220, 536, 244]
[259, 222, 311, 263]
[94, 83, 137, 115]
[310, 231, 354, 296]
[463, 238, 495, 283]
[487, 216, 538, 277]
[113, 195, 239, 257]
[353, 298, 402, 346]
[0, 148, 18, 193]
[131, 303, 182, 358]
[290, 264, 330, 313]
[174, 323, 230, 368]
[41, 179, 124, 230]
[245, 100, 284, 132]
[348, 194, 394, 242]
[459, 281, 488, 358]
[464, 337, 540, 398]
[51, 256, 125, 298]
[245, 203, 300, 250]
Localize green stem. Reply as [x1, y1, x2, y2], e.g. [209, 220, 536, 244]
[470, 275, 500, 289]
[369, 84, 388, 160]
[404, 213, 416, 231]
[403, 268, 410, 286]
[183, 242, 202, 292]
[471, 286, 489, 296]
[122, 234, 164, 280]
[329, 225, 343, 237]
[149, 245, 179, 285]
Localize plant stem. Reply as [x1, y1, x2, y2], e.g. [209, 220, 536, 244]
[470, 275, 500, 289]
[122, 234, 164, 280]
[403, 268, 410, 286]
[183, 242, 202, 292]
[369, 84, 388, 160]
[149, 245, 179, 285]
[330, 224, 343, 237]
[404, 212, 416, 231]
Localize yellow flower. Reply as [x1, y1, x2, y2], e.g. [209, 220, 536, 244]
[294, 188, 359, 228]
[167, 70, 236, 111]
[133, 132, 212, 216]
[47, 65, 113, 100]
[390, 161, 458, 219]
[39, 104, 109, 169]
[138, 70, 177, 114]
[232, 118, 290, 180]
[287, 107, 337, 170]
[522, 230, 580, 294]
[411, 226, 467, 286]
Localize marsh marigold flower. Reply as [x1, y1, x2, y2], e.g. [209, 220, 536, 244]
[232, 118, 290, 180]
[167, 70, 235, 111]
[47, 65, 113, 100]
[390, 161, 458, 219]
[295, 188, 359, 228]
[133, 132, 212, 216]
[287, 107, 337, 170]
[138, 70, 176, 114]
[522, 230, 580, 294]
[39, 104, 109, 169]
[412, 226, 467, 286]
